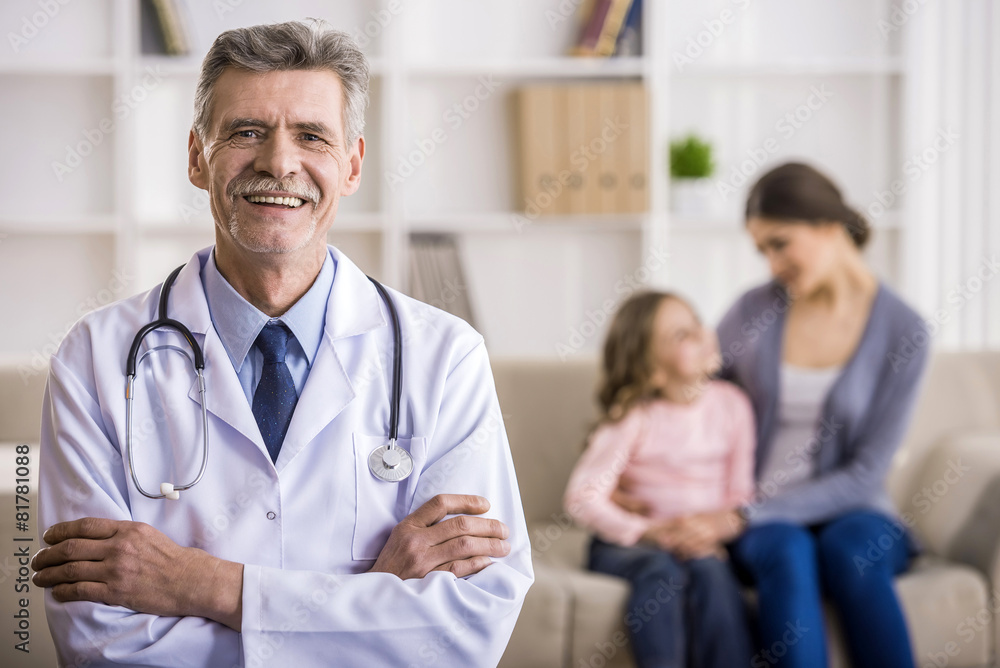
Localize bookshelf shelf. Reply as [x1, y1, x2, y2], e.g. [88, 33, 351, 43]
[136, 55, 388, 78]
[675, 57, 905, 78]
[668, 210, 903, 232]
[0, 59, 117, 76]
[405, 57, 646, 79]
[408, 212, 646, 234]
[0, 215, 119, 235]
[137, 213, 385, 234]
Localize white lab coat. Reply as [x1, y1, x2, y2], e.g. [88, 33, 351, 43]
[38, 245, 533, 668]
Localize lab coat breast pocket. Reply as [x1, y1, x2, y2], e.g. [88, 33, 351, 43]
[352, 433, 427, 561]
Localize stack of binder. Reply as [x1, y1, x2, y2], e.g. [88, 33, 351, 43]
[516, 83, 649, 216]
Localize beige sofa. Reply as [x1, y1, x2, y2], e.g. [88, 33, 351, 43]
[3, 353, 1000, 667]
[495, 352, 1000, 668]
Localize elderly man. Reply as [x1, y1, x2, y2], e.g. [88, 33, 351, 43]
[31, 20, 531, 667]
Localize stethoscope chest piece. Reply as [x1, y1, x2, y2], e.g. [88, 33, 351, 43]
[368, 442, 413, 482]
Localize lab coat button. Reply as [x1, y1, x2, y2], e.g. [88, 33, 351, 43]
[266, 511, 276, 520]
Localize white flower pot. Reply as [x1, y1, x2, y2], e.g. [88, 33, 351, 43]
[670, 178, 719, 216]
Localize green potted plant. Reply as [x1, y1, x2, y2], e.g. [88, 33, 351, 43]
[669, 134, 718, 215]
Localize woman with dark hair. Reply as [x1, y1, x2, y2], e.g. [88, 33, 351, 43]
[718, 162, 928, 667]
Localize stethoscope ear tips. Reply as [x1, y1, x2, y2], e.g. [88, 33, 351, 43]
[160, 482, 181, 501]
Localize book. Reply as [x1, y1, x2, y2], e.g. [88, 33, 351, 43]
[573, 0, 613, 56]
[594, 0, 634, 57]
[142, 0, 191, 56]
[408, 234, 477, 328]
[615, 0, 643, 56]
[573, 0, 641, 57]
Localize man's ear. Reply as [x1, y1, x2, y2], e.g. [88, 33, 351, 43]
[340, 135, 365, 196]
[188, 129, 209, 190]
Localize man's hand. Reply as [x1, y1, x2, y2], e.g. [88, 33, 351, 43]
[30, 518, 244, 631]
[368, 494, 510, 580]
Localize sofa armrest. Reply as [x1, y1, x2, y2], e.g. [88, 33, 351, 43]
[903, 431, 1000, 660]
[498, 561, 572, 668]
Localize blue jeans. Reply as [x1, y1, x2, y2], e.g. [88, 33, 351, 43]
[588, 536, 753, 668]
[730, 510, 917, 668]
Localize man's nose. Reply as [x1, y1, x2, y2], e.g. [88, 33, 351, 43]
[253, 132, 302, 181]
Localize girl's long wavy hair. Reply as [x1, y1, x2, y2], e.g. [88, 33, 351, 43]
[596, 291, 680, 424]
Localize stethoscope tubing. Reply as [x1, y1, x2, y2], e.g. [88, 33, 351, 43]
[124, 262, 407, 499]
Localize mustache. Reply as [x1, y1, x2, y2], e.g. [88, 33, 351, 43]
[227, 175, 320, 203]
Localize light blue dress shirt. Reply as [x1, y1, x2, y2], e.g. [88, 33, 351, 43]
[200, 248, 335, 406]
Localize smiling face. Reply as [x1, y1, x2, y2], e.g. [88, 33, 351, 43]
[188, 68, 364, 258]
[746, 217, 847, 298]
[648, 297, 720, 387]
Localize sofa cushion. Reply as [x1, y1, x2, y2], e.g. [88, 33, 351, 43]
[529, 520, 993, 668]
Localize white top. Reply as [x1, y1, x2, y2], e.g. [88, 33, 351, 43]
[758, 363, 842, 490]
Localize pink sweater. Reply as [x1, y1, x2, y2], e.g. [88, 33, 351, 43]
[563, 380, 756, 547]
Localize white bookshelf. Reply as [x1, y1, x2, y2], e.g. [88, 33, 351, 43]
[0, 0, 914, 360]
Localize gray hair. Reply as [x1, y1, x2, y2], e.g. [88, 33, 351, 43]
[193, 18, 370, 144]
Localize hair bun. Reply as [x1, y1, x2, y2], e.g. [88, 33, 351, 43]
[843, 207, 871, 249]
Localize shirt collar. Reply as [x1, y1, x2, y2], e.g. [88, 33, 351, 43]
[201, 247, 335, 372]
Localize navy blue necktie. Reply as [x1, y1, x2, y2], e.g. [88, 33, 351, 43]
[252, 323, 298, 463]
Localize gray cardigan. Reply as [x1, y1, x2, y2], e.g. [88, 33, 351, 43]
[717, 280, 930, 526]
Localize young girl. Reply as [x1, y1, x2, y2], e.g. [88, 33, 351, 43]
[563, 291, 755, 668]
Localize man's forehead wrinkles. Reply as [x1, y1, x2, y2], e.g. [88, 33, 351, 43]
[220, 116, 335, 135]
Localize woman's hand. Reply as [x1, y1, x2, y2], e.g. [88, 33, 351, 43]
[669, 509, 745, 557]
[640, 520, 681, 551]
[640, 520, 726, 559]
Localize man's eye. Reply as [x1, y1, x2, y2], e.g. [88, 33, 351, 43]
[302, 133, 321, 142]
[233, 130, 257, 139]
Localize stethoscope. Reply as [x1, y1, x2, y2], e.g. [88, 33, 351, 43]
[124, 263, 413, 500]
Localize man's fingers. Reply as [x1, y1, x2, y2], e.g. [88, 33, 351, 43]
[51, 581, 113, 605]
[31, 538, 108, 572]
[424, 515, 509, 546]
[407, 494, 491, 528]
[32, 559, 105, 589]
[431, 556, 493, 579]
[43, 517, 122, 545]
[431, 535, 510, 566]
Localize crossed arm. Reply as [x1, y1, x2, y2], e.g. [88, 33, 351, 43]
[30, 493, 510, 630]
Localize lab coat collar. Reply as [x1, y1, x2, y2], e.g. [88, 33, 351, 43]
[167, 248, 268, 454]
[169, 245, 388, 469]
[167, 245, 386, 341]
[321, 244, 388, 340]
